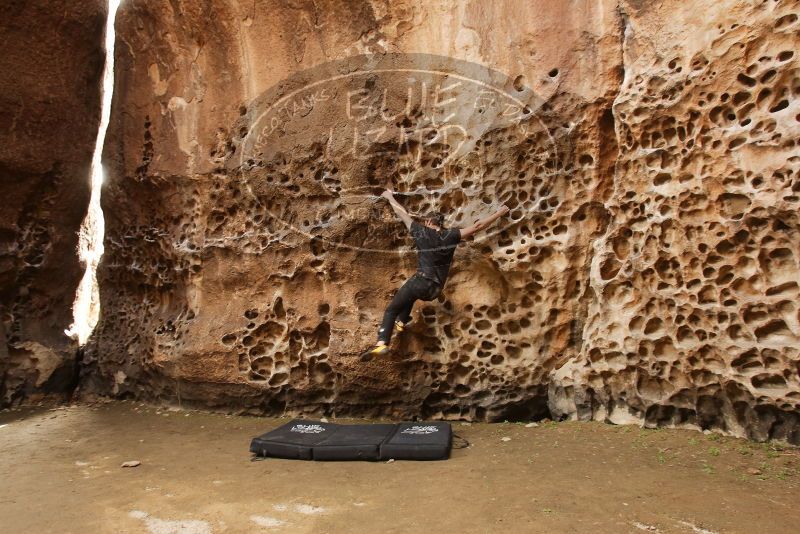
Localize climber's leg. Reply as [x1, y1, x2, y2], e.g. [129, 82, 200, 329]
[394, 294, 415, 332]
[378, 276, 427, 343]
[364, 275, 428, 357]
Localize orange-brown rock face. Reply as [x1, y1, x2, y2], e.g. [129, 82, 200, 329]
[86, 0, 799, 441]
[0, 1, 106, 406]
[550, 0, 800, 443]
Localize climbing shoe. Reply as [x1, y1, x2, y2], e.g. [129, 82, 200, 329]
[360, 342, 389, 362]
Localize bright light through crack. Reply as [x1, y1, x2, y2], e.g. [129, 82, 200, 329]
[65, 0, 121, 345]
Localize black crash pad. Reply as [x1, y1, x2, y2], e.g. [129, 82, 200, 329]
[249, 419, 337, 460]
[250, 420, 452, 461]
[313, 423, 397, 461]
[380, 422, 453, 461]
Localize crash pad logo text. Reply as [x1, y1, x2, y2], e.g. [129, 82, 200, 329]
[290, 424, 326, 434]
[401, 425, 439, 435]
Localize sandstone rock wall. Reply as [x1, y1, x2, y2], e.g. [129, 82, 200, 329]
[550, 0, 800, 443]
[0, 0, 106, 406]
[86, 0, 799, 442]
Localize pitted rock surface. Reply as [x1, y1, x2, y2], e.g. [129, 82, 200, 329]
[79, 0, 798, 441]
[549, 0, 800, 443]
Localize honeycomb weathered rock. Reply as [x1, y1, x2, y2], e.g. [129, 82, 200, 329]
[83, 0, 799, 442]
[550, 0, 800, 443]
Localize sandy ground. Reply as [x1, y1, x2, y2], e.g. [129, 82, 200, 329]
[0, 402, 798, 534]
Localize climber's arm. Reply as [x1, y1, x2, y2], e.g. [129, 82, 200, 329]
[458, 205, 510, 239]
[381, 190, 413, 229]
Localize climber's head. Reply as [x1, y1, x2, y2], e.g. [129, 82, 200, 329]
[421, 212, 445, 231]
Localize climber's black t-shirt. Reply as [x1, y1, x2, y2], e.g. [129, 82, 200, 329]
[409, 221, 461, 287]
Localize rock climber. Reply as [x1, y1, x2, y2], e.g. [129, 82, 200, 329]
[362, 189, 510, 360]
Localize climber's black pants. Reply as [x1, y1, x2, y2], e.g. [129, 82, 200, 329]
[378, 274, 441, 343]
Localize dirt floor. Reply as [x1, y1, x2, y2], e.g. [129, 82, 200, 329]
[1, 402, 798, 534]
